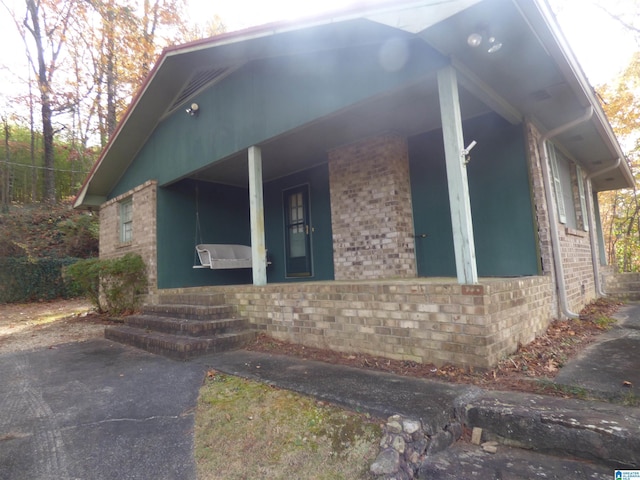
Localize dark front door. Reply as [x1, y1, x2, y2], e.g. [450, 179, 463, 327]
[284, 185, 312, 277]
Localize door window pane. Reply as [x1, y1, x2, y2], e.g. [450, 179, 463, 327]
[288, 192, 305, 257]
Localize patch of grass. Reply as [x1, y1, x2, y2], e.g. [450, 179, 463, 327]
[534, 379, 588, 399]
[195, 372, 381, 480]
[620, 391, 640, 407]
[593, 315, 617, 330]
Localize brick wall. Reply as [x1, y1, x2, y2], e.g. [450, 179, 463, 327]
[328, 134, 416, 280]
[161, 276, 553, 369]
[525, 122, 596, 316]
[558, 228, 595, 312]
[99, 180, 158, 293]
[603, 272, 640, 300]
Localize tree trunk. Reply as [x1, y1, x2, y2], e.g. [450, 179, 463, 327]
[2, 117, 10, 213]
[25, 0, 56, 204]
[29, 73, 37, 202]
[105, 0, 117, 138]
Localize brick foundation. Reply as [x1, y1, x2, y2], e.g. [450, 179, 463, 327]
[161, 276, 553, 369]
[328, 134, 416, 280]
[99, 180, 158, 294]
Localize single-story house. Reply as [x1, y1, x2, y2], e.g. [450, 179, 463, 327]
[75, 0, 635, 368]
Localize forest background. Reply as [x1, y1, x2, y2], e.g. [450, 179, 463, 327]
[0, 0, 639, 272]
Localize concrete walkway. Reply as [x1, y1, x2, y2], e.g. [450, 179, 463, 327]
[555, 302, 640, 400]
[0, 340, 204, 480]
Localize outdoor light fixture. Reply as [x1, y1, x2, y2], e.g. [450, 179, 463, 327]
[186, 103, 199, 116]
[467, 30, 503, 54]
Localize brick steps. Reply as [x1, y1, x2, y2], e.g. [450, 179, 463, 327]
[105, 295, 256, 360]
[142, 304, 235, 321]
[124, 314, 248, 337]
[157, 293, 226, 306]
[105, 325, 256, 360]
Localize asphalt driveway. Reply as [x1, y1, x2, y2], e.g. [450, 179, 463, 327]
[0, 339, 204, 480]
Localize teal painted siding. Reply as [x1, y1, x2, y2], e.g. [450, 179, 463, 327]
[264, 163, 334, 282]
[409, 114, 539, 277]
[157, 180, 251, 288]
[110, 41, 446, 197]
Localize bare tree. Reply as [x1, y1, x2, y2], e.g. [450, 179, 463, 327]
[22, 0, 76, 203]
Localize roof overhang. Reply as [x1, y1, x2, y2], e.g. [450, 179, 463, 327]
[418, 0, 634, 192]
[74, 0, 634, 208]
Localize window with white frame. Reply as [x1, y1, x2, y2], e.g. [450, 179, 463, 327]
[119, 198, 133, 243]
[547, 142, 589, 231]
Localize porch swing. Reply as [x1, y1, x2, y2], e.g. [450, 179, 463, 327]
[192, 186, 253, 270]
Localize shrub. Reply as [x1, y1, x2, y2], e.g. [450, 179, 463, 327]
[64, 253, 148, 315]
[0, 257, 81, 303]
[63, 258, 102, 309]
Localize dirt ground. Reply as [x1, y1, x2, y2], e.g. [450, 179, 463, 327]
[0, 297, 621, 398]
[0, 299, 114, 355]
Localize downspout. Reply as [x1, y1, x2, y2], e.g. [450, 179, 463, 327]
[585, 157, 621, 297]
[538, 106, 593, 319]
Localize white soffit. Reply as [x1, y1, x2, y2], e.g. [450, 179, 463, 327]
[365, 0, 483, 33]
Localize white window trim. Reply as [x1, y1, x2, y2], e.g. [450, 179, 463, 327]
[546, 142, 567, 224]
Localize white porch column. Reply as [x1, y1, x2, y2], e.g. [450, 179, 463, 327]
[248, 146, 267, 286]
[437, 65, 478, 284]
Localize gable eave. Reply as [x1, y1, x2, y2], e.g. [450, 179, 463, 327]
[74, 0, 487, 209]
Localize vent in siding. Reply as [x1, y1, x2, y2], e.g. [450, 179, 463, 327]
[169, 66, 235, 112]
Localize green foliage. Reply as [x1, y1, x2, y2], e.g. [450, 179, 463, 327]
[1, 124, 97, 204]
[58, 213, 99, 257]
[63, 258, 102, 310]
[0, 257, 81, 304]
[64, 253, 148, 315]
[597, 52, 640, 273]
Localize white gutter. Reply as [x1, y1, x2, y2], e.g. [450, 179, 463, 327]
[585, 157, 621, 296]
[538, 106, 593, 319]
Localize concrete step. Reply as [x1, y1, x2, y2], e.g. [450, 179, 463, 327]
[455, 389, 640, 469]
[142, 303, 235, 320]
[156, 293, 226, 306]
[105, 325, 257, 360]
[124, 315, 249, 337]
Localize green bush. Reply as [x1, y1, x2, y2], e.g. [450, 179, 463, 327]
[0, 257, 82, 304]
[64, 253, 148, 315]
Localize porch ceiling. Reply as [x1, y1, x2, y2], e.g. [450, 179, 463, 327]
[187, 78, 491, 187]
[186, 0, 633, 192]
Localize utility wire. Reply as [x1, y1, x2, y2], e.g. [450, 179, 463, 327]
[1, 160, 90, 173]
